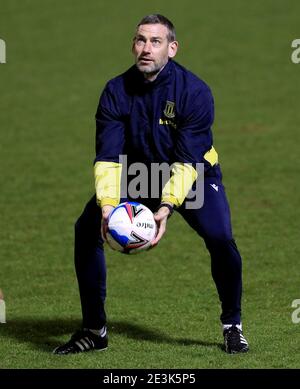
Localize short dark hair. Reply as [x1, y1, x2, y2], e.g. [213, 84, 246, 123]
[137, 14, 176, 42]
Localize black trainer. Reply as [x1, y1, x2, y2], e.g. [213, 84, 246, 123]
[53, 329, 108, 355]
[223, 325, 249, 354]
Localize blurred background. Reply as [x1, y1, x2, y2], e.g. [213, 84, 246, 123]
[0, 0, 299, 368]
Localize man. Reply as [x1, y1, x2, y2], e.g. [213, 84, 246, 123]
[54, 14, 249, 355]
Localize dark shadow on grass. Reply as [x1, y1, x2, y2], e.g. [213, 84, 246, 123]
[0, 318, 222, 352]
[0, 317, 81, 352]
[110, 320, 222, 349]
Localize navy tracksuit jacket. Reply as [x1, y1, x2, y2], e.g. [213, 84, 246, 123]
[75, 60, 243, 328]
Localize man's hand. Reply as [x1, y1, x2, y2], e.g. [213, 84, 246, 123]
[101, 205, 114, 241]
[151, 205, 172, 247]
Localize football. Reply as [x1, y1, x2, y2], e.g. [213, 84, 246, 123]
[106, 202, 157, 254]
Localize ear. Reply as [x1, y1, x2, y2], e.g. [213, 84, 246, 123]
[168, 41, 178, 58]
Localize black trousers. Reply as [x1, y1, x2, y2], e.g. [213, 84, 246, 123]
[74, 166, 243, 329]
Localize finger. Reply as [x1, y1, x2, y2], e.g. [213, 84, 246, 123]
[102, 212, 110, 221]
[101, 223, 106, 242]
[101, 218, 109, 241]
[154, 212, 166, 221]
[151, 222, 166, 246]
[101, 207, 113, 242]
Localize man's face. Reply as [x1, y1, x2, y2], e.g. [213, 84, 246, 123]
[132, 23, 178, 78]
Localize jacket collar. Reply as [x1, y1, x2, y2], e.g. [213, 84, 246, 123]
[133, 59, 173, 88]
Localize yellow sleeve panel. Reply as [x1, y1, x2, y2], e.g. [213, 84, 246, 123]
[94, 161, 122, 208]
[161, 162, 198, 207]
[204, 146, 218, 166]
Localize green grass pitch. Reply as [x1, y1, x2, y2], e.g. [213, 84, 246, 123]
[0, 0, 300, 369]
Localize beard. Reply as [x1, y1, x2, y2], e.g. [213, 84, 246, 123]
[136, 58, 167, 78]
